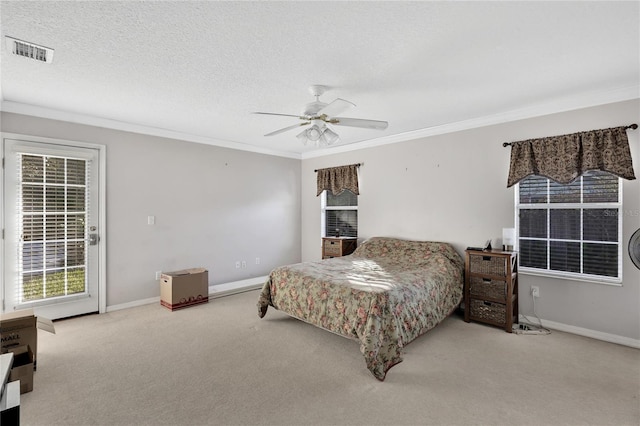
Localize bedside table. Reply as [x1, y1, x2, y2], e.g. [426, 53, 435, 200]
[464, 249, 518, 332]
[322, 237, 357, 259]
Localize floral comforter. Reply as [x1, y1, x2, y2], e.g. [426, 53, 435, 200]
[257, 237, 464, 380]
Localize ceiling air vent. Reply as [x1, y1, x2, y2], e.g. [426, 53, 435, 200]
[6, 36, 54, 63]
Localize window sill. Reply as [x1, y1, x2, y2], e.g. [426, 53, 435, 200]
[519, 268, 622, 286]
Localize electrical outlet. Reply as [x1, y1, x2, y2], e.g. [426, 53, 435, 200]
[255, 257, 260, 265]
[235, 261, 240, 269]
[241, 261, 247, 268]
[155, 271, 162, 280]
[531, 286, 540, 298]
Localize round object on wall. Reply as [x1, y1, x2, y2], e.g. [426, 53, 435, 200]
[630, 228, 640, 270]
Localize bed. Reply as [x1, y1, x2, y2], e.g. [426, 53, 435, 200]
[257, 237, 464, 380]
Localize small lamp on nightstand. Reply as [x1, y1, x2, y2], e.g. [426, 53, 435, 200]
[502, 228, 515, 251]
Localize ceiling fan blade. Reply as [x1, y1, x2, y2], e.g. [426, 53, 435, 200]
[264, 121, 310, 137]
[252, 112, 305, 119]
[329, 117, 388, 130]
[318, 98, 355, 117]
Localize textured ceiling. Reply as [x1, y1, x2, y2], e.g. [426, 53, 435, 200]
[1, 1, 638, 158]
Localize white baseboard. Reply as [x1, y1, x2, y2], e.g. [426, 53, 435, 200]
[209, 276, 266, 298]
[106, 296, 160, 312]
[106, 276, 267, 313]
[519, 315, 640, 349]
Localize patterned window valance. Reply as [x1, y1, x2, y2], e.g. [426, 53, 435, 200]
[506, 125, 637, 187]
[316, 163, 360, 196]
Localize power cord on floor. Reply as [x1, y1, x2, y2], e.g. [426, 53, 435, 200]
[513, 295, 551, 335]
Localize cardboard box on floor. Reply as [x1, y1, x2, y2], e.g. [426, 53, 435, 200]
[160, 268, 209, 311]
[8, 345, 33, 394]
[0, 308, 55, 371]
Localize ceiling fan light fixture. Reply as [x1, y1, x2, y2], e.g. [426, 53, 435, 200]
[323, 127, 339, 145]
[296, 124, 337, 147]
[296, 130, 309, 145]
[306, 125, 322, 141]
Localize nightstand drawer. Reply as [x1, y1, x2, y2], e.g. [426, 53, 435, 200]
[322, 237, 357, 259]
[469, 254, 507, 276]
[469, 300, 506, 325]
[469, 276, 507, 301]
[323, 243, 341, 256]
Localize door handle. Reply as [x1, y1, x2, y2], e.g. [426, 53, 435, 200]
[89, 234, 100, 246]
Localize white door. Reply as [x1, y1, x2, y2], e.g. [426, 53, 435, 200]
[3, 138, 103, 319]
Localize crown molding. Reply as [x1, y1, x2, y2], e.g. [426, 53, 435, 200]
[0, 101, 302, 159]
[301, 85, 640, 159]
[2, 84, 638, 161]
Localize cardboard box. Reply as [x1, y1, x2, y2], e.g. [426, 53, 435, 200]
[0, 308, 55, 371]
[8, 346, 33, 394]
[160, 268, 209, 311]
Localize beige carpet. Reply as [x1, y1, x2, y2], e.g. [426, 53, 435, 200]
[20, 289, 639, 426]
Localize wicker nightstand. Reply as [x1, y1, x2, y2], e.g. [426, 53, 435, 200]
[322, 237, 357, 259]
[463, 249, 518, 333]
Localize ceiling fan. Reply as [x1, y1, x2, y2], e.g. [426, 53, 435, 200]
[253, 85, 388, 147]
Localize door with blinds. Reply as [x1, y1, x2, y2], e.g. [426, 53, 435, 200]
[3, 138, 102, 319]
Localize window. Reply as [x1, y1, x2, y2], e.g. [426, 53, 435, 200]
[516, 170, 622, 284]
[19, 154, 89, 301]
[321, 190, 357, 238]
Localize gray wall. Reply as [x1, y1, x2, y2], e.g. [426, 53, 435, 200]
[3, 99, 638, 341]
[1, 112, 301, 307]
[301, 100, 640, 341]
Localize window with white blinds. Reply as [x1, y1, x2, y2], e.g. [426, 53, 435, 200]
[321, 190, 358, 238]
[516, 170, 622, 284]
[18, 153, 90, 302]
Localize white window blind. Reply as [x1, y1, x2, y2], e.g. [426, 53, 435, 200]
[321, 189, 358, 238]
[17, 153, 90, 303]
[516, 170, 622, 284]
